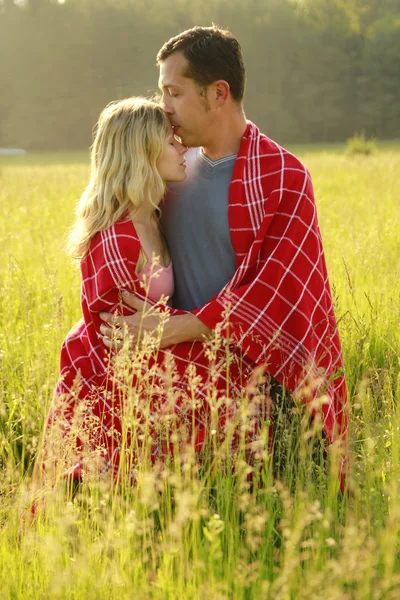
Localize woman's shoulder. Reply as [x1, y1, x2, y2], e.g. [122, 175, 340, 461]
[80, 217, 142, 292]
[106, 215, 140, 240]
[83, 217, 141, 269]
[91, 217, 140, 250]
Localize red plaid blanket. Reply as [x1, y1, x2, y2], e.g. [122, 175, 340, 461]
[44, 121, 347, 482]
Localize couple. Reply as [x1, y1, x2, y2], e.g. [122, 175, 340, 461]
[40, 26, 348, 486]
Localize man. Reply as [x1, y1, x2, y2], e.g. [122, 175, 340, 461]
[100, 26, 348, 477]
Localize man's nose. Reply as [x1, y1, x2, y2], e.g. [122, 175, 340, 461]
[161, 95, 173, 114]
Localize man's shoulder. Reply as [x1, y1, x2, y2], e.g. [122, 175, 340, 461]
[243, 121, 307, 176]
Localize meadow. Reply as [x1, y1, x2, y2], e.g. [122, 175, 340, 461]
[0, 143, 399, 599]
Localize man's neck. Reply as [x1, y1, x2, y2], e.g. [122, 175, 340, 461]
[201, 110, 247, 161]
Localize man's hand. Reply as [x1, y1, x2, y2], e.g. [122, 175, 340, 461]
[100, 291, 212, 350]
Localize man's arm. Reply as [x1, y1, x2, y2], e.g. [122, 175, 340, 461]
[157, 312, 211, 346]
[99, 291, 211, 350]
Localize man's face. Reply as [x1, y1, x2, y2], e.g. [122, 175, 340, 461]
[158, 52, 214, 148]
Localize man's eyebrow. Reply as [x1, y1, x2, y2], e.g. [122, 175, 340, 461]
[158, 80, 180, 90]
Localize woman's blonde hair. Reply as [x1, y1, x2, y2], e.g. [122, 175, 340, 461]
[68, 97, 170, 260]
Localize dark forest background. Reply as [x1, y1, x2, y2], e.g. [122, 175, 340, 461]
[1, 0, 400, 150]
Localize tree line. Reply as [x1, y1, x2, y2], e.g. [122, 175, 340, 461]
[1, 0, 400, 150]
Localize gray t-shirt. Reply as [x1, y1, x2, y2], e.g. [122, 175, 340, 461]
[161, 147, 237, 311]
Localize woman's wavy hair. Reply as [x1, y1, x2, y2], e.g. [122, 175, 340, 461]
[68, 97, 170, 260]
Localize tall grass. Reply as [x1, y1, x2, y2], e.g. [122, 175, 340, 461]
[0, 146, 400, 598]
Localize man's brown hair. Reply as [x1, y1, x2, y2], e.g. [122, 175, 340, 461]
[157, 25, 246, 103]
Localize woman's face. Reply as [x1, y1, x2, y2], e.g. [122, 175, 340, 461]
[156, 127, 187, 183]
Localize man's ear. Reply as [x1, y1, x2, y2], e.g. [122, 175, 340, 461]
[213, 80, 230, 106]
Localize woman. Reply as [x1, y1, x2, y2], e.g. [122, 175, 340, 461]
[38, 96, 257, 488]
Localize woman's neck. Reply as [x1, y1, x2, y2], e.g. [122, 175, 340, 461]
[131, 208, 159, 226]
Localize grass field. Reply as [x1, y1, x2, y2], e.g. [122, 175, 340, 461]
[1, 143, 400, 598]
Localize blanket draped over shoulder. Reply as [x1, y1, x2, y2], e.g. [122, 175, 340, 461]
[190, 121, 348, 460]
[43, 121, 348, 483]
